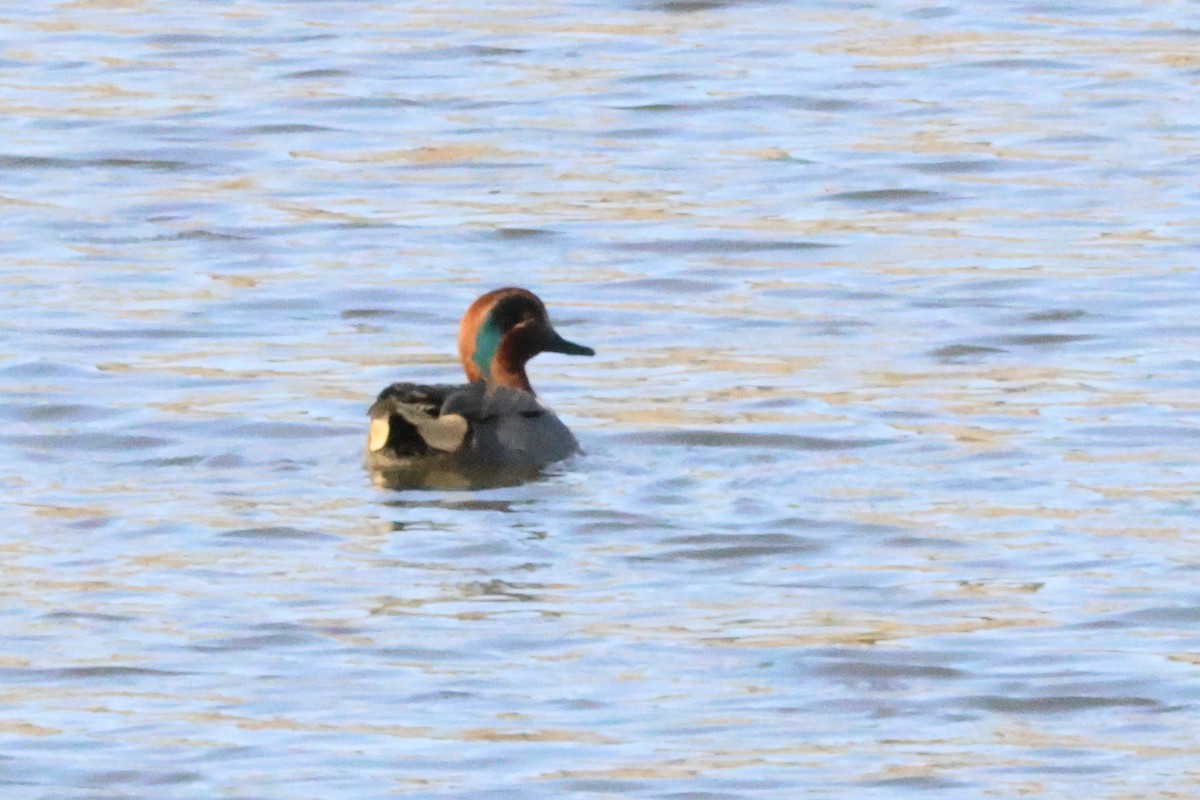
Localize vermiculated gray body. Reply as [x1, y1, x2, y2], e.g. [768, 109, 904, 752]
[366, 381, 580, 478]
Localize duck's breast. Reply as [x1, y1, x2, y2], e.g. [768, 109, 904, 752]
[459, 386, 581, 470]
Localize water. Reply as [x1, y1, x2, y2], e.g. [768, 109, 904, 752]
[2, 1, 1199, 797]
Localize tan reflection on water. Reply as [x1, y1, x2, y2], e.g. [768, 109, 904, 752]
[1, 0, 1198, 796]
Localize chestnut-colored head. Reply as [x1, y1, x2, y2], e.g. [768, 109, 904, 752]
[457, 287, 594, 393]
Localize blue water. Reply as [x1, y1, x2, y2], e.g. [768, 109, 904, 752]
[2, 1, 1199, 797]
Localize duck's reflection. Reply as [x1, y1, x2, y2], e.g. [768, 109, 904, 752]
[369, 462, 543, 492]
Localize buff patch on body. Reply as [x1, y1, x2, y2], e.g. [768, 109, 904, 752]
[368, 417, 391, 452]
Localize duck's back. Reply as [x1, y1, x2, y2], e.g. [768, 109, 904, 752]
[367, 383, 459, 463]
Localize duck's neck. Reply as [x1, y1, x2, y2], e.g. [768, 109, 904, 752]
[488, 361, 534, 393]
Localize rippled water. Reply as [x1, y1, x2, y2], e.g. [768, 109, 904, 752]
[3, 1, 1199, 797]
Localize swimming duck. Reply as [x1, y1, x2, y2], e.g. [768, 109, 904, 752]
[366, 287, 594, 484]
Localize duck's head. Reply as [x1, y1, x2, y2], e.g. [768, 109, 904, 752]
[457, 287, 594, 393]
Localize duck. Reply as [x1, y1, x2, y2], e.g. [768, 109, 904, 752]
[366, 287, 595, 486]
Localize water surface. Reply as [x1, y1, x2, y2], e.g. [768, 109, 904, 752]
[2, 1, 1199, 797]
